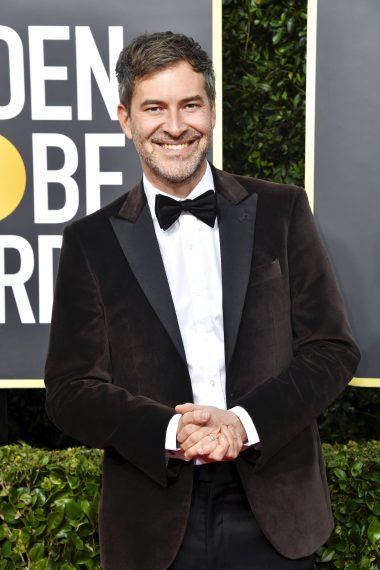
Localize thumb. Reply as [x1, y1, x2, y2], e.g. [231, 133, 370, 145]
[175, 403, 195, 413]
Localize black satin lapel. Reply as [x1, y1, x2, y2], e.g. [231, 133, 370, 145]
[218, 192, 258, 368]
[110, 207, 186, 363]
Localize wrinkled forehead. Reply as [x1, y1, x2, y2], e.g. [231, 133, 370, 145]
[130, 61, 210, 105]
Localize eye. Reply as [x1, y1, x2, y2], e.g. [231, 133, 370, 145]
[145, 106, 162, 114]
[184, 103, 200, 111]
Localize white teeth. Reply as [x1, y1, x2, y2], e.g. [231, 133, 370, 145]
[162, 143, 190, 150]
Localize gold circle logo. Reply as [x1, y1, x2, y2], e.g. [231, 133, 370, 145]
[0, 135, 27, 221]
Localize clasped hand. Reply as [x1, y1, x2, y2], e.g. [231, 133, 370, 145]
[176, 403, 247, 462]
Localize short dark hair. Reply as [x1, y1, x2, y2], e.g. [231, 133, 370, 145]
[115, 31, 215, 112]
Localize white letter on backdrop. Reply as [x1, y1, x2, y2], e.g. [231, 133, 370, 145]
[85, 133, 124, 214]
[29, 26, 72, 120]
[0, 26, 25, 119]
[0, 236, 35, 324]
[38, 235, 62, 323]
[76, 26, 123, 120]
[33, 133, 79, 224]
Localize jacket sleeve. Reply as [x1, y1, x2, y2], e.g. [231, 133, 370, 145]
[45, 224, 175, 487]
[234, 189, 360, 468]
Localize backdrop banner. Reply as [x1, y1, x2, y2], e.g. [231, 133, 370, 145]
[312, 0, 379, 385]
[0, 0, 215, 385]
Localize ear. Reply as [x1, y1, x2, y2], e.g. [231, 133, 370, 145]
[117, 104, 133, 140]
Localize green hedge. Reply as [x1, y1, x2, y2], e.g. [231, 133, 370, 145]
[317, 442, 380, 569]
[1, 442, 379, 568]
[0, 445, 102, 569]
[222, 0, 307, 185]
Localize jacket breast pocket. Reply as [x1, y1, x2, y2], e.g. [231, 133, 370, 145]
[249, 259, 282, 287]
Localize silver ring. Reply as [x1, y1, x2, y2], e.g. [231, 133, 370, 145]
[209, 433, 217, 441]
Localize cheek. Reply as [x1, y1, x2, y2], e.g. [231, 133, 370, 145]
[199, 115, 215, 135]
[135, 122, 162, 143]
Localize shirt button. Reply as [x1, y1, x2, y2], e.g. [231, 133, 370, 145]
[210, 379, 215, 387]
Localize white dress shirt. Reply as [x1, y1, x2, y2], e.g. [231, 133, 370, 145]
[143, 163, 259, 458]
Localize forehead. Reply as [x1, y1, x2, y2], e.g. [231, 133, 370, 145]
[131, 61, 208, 103]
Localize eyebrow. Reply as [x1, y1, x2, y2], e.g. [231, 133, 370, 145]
[141, 95, 206, 107]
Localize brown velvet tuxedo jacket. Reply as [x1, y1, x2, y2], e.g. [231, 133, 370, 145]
[45, 166, 359, 570]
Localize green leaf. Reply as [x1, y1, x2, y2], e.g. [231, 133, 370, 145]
[272, 31, 283, 45]
[65, 499, 82, 521]
[287, 17, 295, 35]
[19, 527, 31, 548]
[351, 461, 364, 476]
[257, 83, 272, 93]
[18, 491, 33, 506]
[0, 539, 12, 557]
[31, 488, 47, 507]
[0, 525, 6, 540]
[34, 523, 47, 536]
[39, 455, 50, 467]
[33, 560, 49, 570]
[77, 522, 94, 538]
[320, 547, 336, 562]
[47, 506, 65, 530]
[29, 542, 45, 561]
[333, 468, 347, 481]
[0, 504, 17, 524]
[367, 516, 380, 544]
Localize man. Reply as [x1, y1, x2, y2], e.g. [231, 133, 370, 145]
[45, 32, 360, 569]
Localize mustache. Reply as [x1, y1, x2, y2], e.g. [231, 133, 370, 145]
[151, 131, 201, 145]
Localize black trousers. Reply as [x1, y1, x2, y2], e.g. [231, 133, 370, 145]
[170, 462, 315, 570]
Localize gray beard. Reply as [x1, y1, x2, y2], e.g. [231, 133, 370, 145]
[143, 149, 209, 186]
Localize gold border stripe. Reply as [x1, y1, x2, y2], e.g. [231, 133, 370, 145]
[212, 0, 223, 169]
[0, 379, 45, 389]
[1, 377, 379, 389]
[349, 378, 380, 388]
[305, 0, 318, 211]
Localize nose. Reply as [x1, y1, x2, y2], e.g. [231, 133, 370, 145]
[163, 109, 186, 138]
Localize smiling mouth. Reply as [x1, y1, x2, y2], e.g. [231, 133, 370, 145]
[152, 136, 200, 151]
[161, 142, 191, 150]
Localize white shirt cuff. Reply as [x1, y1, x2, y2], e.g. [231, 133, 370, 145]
[165, 413, 181, 450]
[165, 413, 190, 462]
[229, 405, 260, 446]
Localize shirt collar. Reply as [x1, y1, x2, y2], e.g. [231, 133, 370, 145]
[144, 162, 215, 222]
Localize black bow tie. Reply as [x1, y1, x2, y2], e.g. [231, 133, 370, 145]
[155, 190, 217, 231]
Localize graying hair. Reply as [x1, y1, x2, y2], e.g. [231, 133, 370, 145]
[115, 31, 216, 112]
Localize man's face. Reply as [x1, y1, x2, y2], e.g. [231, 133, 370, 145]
[117, 61, 216, 196]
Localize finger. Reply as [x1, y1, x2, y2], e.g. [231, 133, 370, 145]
[175, 403, 198, 413]
[220, 425, 237, 460]
[176, 422, 202, 444]
[206, 433, 230, 462]
[178, 409, 210, 427]
[231, 426, 244, 455]
[183, 434, 219, 459]
[207, 426, 238, 462]
[228, 428, 244, 459]
[179, 426, 217, 450]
